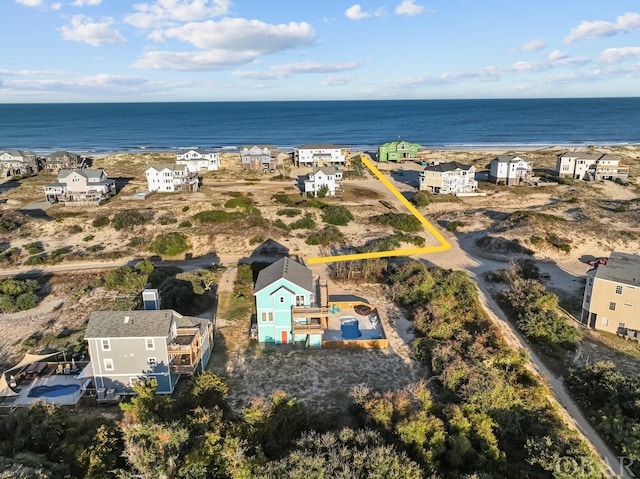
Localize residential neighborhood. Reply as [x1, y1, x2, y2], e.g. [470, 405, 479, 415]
[240, 145, 277, 172]
[176, 148, 220, 172]
[295, 144, 349, 167]
[488, 155, 534, 185]
[556, 151, 629, 182]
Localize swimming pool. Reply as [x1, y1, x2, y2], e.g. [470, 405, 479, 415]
[28, 384, 81, 398]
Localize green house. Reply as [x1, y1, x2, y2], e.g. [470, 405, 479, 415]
[254, 257, 329, 347]
[378, 141, 423, 162]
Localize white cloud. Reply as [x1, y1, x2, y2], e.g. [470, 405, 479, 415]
[154, 18, 315, 52]
[15, 0, 43, 6]
[548, 50, 568, 61]
[132, 49, 258, 70]
[0, 68, 67, 76]
[564, 12, 640, 43]
[512, 38, 545, 52]
[599, 46, 640, 64]
[125, 0, 231, 29]
[322, 75, 353, 86]
[72, 0, 102, 5]
[345, 4, 383, 21]
[59, 15, 126, 47]
[51, 2, 61, 8]
[395, 0, 424, 16]
[233, 61, 359, 80]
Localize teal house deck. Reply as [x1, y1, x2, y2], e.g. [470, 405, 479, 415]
[254, 257, 328, 347]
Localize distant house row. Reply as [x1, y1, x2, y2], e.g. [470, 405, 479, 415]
[0, 150, 85, 178]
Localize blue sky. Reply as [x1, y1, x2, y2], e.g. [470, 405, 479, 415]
[2, 0, 640, 102]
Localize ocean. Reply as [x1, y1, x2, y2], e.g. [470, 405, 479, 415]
[0, 98, 639, 155]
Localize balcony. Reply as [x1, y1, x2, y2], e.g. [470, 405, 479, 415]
[167, 327, 204, 375]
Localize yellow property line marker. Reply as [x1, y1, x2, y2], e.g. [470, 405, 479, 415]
[307, 156, 451, 264]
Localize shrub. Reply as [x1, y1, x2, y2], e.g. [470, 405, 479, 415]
[92, 215, 110, 228]
[87, 244, 105, 253]
[178, 220, 192, 228]
[316, 184, 330, 198]
[24, 242, 44, 255]
[182, 205, 190, 212]
[82, 234, 95, 242]
[0, 279, 40, 312]
[224, 196, 253, 208]
[0, 213, 21, 232]
[158, 215, 178, 225]
[290, 215, 317, 230]
[373, 213, 421, 232]
[149, 232, 190, 257]
[273, 219, 290, 231]
[234, 264, 254, 298]
[321, 205, 353, 226]
[272, 193, 295, 206]
[69, 224, 83, 234]
[127, 237, 146, 247]
[193, 210, 244, 223]
[277, 208, 301, 217]
[446, 220, 465, 232]
[412, 191, 432, 207]
[250, 235, 265, 245]
[306, 225, 345, 245]
[24, 255, 45, 265]
[112, 211, 150, 231]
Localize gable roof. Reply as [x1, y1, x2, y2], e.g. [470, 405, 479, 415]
[48, 150, 80, 159]
[312, 166, 339, 176]
[147, 163, 186, 172]
[297, 144, 347, 150]
[594, 251, 640, 286]
[177, 148, 217, 155]
[254, 257, 313, 294]
[58, 168, 106, 180]
[424, 161, 473, 173]
[494, 155, 532, 164]
[85, 310, 180, 339]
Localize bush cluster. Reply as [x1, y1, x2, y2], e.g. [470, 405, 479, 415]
[0, 278, 39, 313]
[148, 232, 190, 257]
[373, 213, 421, 232]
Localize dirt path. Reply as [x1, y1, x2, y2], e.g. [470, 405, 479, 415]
[421, 233, 620, 477]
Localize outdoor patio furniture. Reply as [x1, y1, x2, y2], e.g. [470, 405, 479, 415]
[56, 364, 64, 375]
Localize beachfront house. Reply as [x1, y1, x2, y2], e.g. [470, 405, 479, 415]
[145, 164, 199, 193]
[304, 167, 343, 197]
[378, 140, 423, 162]
[295, 144, 349, 168]
[0, 150, 38, 177]
[176, 149, 220, 172]
[44, 151, 84, 172]
[254, 257, 329, 347]
[489, 155, 534, 186]
[556, 152, 629, 183]
[240, 145, 277, 172]
[581, 251, 640, 338]
[43, 168, 116, 203]
[419, 161, 478, 195]
[84, 309, 214, 396]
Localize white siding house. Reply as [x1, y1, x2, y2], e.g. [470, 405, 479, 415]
[304, 167, 343, 197]
[146, 164, 199, 193]
[419, 161, 477, 195]
[176, 149, 220, 172]
[556, 152, 629, 182]
[295, 144, 349, 167]
[43, 168, 116, 203]
[489, 155, 534, 186]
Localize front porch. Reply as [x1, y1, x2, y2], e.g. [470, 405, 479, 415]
[167, 326, 210, 375]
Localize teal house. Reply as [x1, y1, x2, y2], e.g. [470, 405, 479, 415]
[254, 257, 329, 347]
[378, 141, 423, 162]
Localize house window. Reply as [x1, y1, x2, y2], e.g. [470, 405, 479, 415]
[279, 297, 285, 303]
[602, 317, 609, 326]
[585, 294, 590, 303]
[130, 377, 142, 387]
[295, 295, 305, 307]
[101, 339, 111, 351]
[615, 285, 623, 295]
[104, 359, 114, 371]
[619, 322, 626, 329]
[588, 278, 593, 286]
[261, 312, 273, 322]
[609, 302, 616, 311]
[146, 338, 155, 350]
[147, 357, 157, 367]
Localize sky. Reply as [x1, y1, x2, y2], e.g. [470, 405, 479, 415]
[2, 0, 640, 102]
